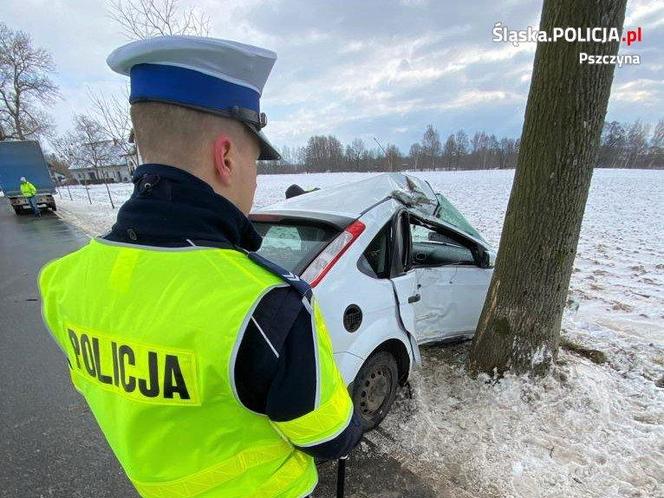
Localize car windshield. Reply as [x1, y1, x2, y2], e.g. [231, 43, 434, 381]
[252, 221, 340, 273]
[433, 193, 487, 244]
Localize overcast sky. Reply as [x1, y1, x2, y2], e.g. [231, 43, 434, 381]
[3, 0, 663, 152]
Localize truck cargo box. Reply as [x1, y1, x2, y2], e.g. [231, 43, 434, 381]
[0, 140, 56, 214]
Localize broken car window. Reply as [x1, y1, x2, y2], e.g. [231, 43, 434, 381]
[359, 223, 391, 278]
[433, 193, 487, 244]
[410, 221, 476, 267]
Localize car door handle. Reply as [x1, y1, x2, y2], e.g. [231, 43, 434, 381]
[408, 293, 421, 303]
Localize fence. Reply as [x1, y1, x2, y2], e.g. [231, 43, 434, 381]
[54, 180, 134, 209]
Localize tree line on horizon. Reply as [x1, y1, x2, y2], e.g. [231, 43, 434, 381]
[260, 118, 664, 174]
[260, 125, 521, 174]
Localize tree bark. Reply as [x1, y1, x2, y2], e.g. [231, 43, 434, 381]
[468, 0, 627, 376]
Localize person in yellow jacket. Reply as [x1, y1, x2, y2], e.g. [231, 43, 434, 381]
[39, 36, 361, 498]
[20, 176, 41, 217]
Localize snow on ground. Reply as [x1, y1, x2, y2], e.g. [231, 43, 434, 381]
[54, 169, 664, 497]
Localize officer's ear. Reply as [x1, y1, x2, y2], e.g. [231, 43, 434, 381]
[213, 134, 233, 187]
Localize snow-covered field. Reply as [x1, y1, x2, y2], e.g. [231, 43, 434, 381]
[54, 169, 663, 497]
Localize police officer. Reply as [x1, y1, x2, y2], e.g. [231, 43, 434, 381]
[39, 36, 361, 498]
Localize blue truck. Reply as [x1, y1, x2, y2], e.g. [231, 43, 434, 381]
[0, 140, 56, 215]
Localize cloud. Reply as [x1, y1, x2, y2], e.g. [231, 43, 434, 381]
[625, 0, 664, 26]
[612, 79, 664, 103]
[436, 90, 521, 109]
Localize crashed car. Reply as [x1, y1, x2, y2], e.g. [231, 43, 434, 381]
[250, 173, 495, 430]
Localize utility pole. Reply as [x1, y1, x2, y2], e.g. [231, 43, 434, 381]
[373, 137, 392, 172]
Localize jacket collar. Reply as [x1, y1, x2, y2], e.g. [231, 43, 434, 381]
[105, 163, 262, 251]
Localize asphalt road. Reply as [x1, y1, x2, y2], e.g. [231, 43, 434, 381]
[0, 202, 136, 497]
[0, 200, 437, 498]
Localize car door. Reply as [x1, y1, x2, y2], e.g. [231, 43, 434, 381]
[411, 265, 457, 342]
[409, 220, 461, 342]
[408, 216, 488, 342]
[389, 211, 419, 335]
[448, 265, 492, 334]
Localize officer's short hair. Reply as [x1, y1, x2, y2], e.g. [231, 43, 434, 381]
[130, 101, 257, 160]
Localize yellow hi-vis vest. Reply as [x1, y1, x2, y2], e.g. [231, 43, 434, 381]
[20, 181, 37, 197]
[39, 238, 353, 498]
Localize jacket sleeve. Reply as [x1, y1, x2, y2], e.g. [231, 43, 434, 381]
[233, 286, 362, 460]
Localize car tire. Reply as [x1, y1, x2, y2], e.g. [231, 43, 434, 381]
[12, 206, 22, 215]
[351, 351, 399, 432]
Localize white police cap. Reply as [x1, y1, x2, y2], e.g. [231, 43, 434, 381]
[107, 35, 281, 161]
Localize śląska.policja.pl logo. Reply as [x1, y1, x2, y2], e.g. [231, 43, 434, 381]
[492, 23, 643, 67]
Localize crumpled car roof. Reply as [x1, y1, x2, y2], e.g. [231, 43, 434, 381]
[254, 172, 491, 249]
[256, 173, 438, 218]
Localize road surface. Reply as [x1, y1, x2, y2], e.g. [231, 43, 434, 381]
[0, 200, 438, 498]
[0, 203, 136, 497]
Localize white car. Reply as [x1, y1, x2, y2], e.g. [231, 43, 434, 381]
[250, 173, 495, 430]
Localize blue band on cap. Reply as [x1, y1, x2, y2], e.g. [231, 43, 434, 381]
[129, 63, 260, 114]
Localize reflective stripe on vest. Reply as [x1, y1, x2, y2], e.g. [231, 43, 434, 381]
[132, 441, 309, 498]
[274, 294, 353, 447]
[275, 379, 353, 447]
[39, 238, 319, 498]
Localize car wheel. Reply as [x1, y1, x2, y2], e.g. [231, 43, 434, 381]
[352, 351, 399, 432]
[12, 206, 22, 215]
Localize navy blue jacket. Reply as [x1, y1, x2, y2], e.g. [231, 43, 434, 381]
[105, 163, 362, 459]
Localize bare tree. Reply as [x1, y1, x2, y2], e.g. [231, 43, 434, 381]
[88, 87, 134, 156]
[421, 125, 441, 170]
[345, 139, 366, 171]
[598, 120, 626, 168]
[0, 23, 58, 141]
[384, 144, 402, 172]
[650, 119, 664, 168]
[55, 115, 119, 207]
[108, 0, 210, 40]
[625, 120, 650, 168]
[408, 143, 423, 170]
[443, 134, 456, 169]
[454, 129, 469, 169]
[60, 115, 115, 169]
[471, 131, 486, 169]
[467, 0, 627, 376]
[279, 145, 294, 165]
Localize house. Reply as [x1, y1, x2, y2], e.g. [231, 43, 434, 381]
[68, 141, 139, 184]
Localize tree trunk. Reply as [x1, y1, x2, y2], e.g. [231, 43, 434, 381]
[467, 0, 627, 376]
